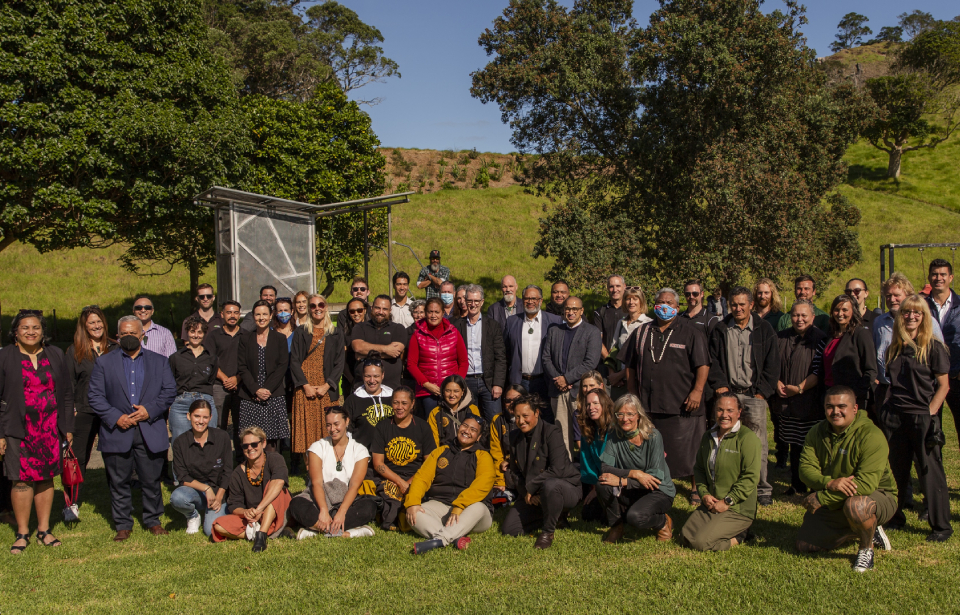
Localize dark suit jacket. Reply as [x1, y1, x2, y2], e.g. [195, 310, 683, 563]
[708, 313, 780, 399]
[88, 348, 176, 454]
[502, 310, 564, 385]
[486, 298, 519, 330]
[505, 420, 580, 497]
[817, 326, 878, 400]
[452, 315, 507, 391]
[237, 329, 290, 400]
[289, 326, 345, 402]
[927, 289, 960, 377]
[0, 344, 74, 441]
[541, 320, 602, 397]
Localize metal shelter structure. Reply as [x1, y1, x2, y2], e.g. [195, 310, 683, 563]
[194, 187, 414, 313]
[879, 242, 960, 311]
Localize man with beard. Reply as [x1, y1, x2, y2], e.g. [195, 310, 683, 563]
[777, 275, 830, 333]
[391, 271, 415, 327]
[487, 275, 520, 329]
[181, 283, 224, 341]
[544, 281, 570, 317]
[204, 300, 245, 459]
[754, 278, 786, 332]
[503, 285, 563, 414]
[680, 279, 717, 336]
[416, 249, 450, 299]
[593, 275, 626, 365]
[350, 295, 408, 391]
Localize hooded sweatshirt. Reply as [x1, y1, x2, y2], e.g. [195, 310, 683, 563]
[799, 410, 897, 510]
[428, 388, 482, 448]
[343, 385, 393, 450]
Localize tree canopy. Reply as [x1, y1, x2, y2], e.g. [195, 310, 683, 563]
[472, 0, 869, 294]
[831, 12, 872, 53]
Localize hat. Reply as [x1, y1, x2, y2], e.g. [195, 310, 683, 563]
[429, 250, 441, 259]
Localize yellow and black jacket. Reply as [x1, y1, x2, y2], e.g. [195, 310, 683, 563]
[405, 443, 496, 513]
[428, 389, 482, 448]
[489, 412, 516, 488]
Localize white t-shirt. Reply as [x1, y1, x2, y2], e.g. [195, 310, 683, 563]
[306, 437, 370, 486]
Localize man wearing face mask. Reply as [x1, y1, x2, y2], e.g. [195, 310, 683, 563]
[487, 275, 519, 330]
[622, 289, 711, 503]
[416, 249, 450, 300]
[88, 316, 178, 541]
[440, 281, 457, 319]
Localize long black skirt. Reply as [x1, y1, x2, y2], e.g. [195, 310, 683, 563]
[649, 412, 705, 479]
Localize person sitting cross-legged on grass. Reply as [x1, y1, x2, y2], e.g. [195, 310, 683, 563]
[796, 385, 898, 572]
[288, 407, 377, 540]
[500, 394, 581, 550]
[596, 394, 676, 544]
[405, 414, 496, 554]
[680, 393, 761, 551]
[212, 426, 291, 552]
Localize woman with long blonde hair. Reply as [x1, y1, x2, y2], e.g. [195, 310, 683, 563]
[881, 295, 952, 541]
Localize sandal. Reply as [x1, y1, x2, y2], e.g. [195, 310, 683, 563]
[10, 533, 29, 554]
[690, 493, 702, 507]
[36, 530, 62, 547]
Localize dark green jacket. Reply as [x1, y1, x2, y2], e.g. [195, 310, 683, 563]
[799, 411, 897, 510]
[693, 424, 761, 520]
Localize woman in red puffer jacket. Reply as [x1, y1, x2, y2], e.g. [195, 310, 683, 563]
[407, 297, 468, 415]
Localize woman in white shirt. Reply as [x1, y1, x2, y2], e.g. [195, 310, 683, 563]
[608, 286, 652, 397]
[288, 407, 377, 539]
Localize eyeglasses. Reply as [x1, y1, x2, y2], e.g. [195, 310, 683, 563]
[522, 296, 541, 302]
[900, 310, 923, 317]
[460, 424, 481, 435]
[465, 300, 483, 305]
[197, 294, 214, 300]
[564, 307, 583, 312]
[348, 308, 365, 315]
[615, 412, 639, 419]
[352, 287, 367, 293]
[684, 291, 700, 297]
[117, 331, 139, 338]
[133, 305, 153, 311]
[240, 441, 262, 451]
[844, 288, 865, 295]
[309, 302, 326, 309]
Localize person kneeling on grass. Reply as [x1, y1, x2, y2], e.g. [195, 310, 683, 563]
[212, 426, 291, 552]
[796, 385, 898, 572]
[288, 407, 377, 540]
[406, 415, 496, 554]
[680, 393, 760, 551]
[596, 394, 676, 544]
[170, 400, 232, 537]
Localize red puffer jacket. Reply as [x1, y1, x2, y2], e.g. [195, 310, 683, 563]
[407, 319, 468, 397]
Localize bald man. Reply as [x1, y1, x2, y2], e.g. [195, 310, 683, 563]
[487, 275, 519, 329]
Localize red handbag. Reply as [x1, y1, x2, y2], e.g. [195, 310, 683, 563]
[62, 446, 83, 507]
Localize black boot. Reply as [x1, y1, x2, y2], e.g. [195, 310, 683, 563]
[412, 538, 444, 554]
[252, 531, 268, 553]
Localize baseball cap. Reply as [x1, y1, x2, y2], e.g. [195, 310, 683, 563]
[430, 250, 441, 259]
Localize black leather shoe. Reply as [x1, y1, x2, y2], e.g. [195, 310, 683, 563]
[926, 531, 951, 543]
[534, 532, 554, 549]
[602, 522, 625, 544]
[757, 495, 773, 506]
[252, 531, 268, 553]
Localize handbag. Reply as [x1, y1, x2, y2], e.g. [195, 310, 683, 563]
[62, 445, 84, 507]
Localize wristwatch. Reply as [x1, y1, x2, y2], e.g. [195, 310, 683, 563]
[723, 496, 734, 506]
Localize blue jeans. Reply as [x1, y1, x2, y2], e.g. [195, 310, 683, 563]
[170, 486, 226, 537]
[421, 395, 441, 415]
[465, 375, 501, 421]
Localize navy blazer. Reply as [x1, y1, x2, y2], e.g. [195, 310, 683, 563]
[927, 289, 960, 377]
[88, 348, 177, 455]
[486, 298, 520, 330]
[503, 310, 564, 386]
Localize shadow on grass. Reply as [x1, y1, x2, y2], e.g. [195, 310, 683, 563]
[847, 164, 890, 184]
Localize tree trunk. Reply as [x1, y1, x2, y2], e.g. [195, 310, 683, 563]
[320, 269, 335, 298]
[0, 235, 17, 255]
[887, 147, 902, 179]
[188, 256, 201, 300]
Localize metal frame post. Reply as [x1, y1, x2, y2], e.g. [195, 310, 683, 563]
[363, 210, 369, 287]
[387, 205, 393, 301]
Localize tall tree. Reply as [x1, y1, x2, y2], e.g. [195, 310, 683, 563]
[472, 0, 869, 294]
[0, 0, 248, 298]
[831, 12, 873, 52]
[240, 87, 386, 295]
[898, 10, 936, 40]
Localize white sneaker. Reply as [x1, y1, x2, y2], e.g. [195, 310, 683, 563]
[63, 504, 79, 523]
[345, 526, 374, 538]
[245, 521, 261, 541]
[297, 528, 318, 541]
[185, 514, 202, 535]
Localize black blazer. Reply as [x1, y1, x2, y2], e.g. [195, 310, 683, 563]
[816, 326, 877, 401]
[289, 325, 345, 403]
[452, 315, 507, 392]
[237, 329, 290, 400]
[486, 298, 518, 330]
[0, 344, 74, 440]
[505, 420, 580, 497]
[709, 314, 780, 398]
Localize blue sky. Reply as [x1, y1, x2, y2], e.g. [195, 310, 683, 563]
[303, 0, 958, 153]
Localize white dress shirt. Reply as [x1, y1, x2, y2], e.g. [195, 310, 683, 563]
[466, 314, 484, 375]
[521, 312, 542, 375]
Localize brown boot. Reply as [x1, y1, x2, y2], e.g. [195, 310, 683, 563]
[603, 522, 625, 544]
[656, 514, 673, 542]
[534, 531, 554, 549]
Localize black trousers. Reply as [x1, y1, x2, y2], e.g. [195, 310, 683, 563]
[71, 411, 102, 506]
[789, 445, 807, 492]
[880, 406, 953, 535]
[213, 383, 242, 462]
[770, 410, 786, 460]
[520, 376, 554, 423]
[102, 428, 166, 531]
[288, 494, 378, 531]
[501, 478, 580, 535]
[596, 483, 673, 531]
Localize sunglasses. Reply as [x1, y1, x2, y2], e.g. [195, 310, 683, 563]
[363, 358, 383, 367]
[684, 291, 700, 297]
[625, 286, 642, 292]
[309, 302, 326, 309]
[197, 294, 214, 300]
[348, 308, 365, 315]
[352, 287, 367, 293]
[133, 305, 153, 311]
[844, 288, 865, 295]
[240, 441, 262, 451]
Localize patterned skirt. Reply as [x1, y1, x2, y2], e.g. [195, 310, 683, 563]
[239, 396, 290, 440]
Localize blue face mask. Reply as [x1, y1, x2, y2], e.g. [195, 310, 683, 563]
[276, 311, 292, 324]
[654, 304, 678, 321]
[440, 293, 454, 305]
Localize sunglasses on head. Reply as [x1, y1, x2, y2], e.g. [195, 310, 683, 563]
[82, 304, 101, 311]
[309, 302, 326, 309]
[18, 309, 43, 316]
[133, 305, 153, 311]
[352, 286, 367, 293]
[625, 286, 641, 292]
[363, 357, 383, 368]
[240, 441, 262, 451]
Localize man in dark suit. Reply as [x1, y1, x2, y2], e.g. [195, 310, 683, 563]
[541, 296, 602, 458]
[89, 315, 177, 541]
[487, 275, 519, 330]
[453, 284, 507, 421]
[503, 285, 563, 411]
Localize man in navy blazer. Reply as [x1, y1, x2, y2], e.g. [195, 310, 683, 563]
[487, 275, 520, 329]
[89, 315, 177, 541]
[925, 259, 960, 446]
[503, 285, 563, 417]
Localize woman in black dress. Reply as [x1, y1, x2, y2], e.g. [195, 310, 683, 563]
[813, 294, 877, 410]
[238, 300, 290, 453]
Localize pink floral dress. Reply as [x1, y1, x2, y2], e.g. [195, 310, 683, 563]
[18, 354, 61, 481]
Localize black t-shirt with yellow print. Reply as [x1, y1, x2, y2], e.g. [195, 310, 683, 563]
[344, 388, 394, 450]
[372, 416, 436, 480]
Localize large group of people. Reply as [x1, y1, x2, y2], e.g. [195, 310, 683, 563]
[0, 250, 957, 574]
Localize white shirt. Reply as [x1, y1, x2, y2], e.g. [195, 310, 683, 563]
[931, 293, 953, 326]
[521, 311, 543, 375]
[391, 299, 414, 328]
[466, 314, 484, 374]
[306, 437, 370, 487]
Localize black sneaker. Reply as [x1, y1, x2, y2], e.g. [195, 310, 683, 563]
[757, 495, 773, 507]
[926, 531, 951, 543]
[852, 548, 874, 572]
[873, 526, 891, 551]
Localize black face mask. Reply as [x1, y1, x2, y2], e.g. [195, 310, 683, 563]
[119, 335, 141, 352]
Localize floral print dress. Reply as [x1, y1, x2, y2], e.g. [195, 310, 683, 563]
[18, 353, 61, 481]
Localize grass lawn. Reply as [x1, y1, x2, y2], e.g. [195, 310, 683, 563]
[1, 411, 958, 614]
